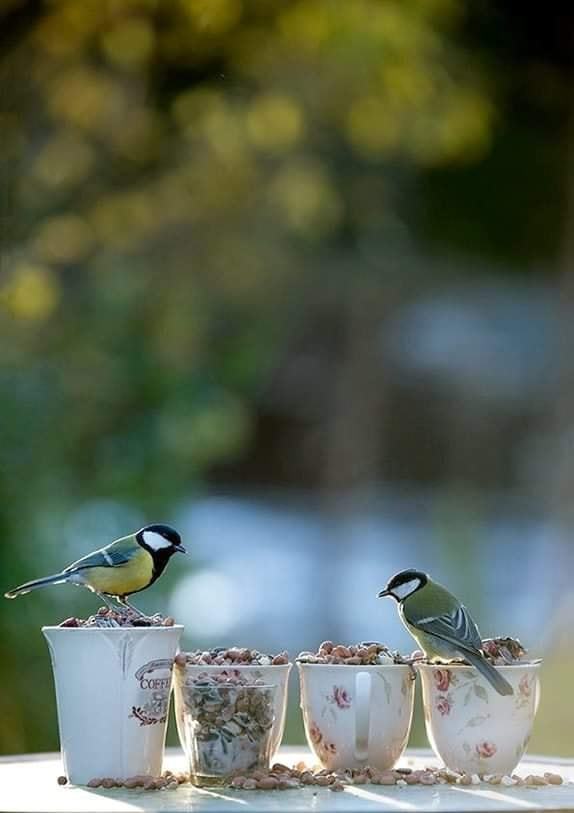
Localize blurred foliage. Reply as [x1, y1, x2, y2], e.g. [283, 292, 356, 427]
[0, 0, 571, 756]
[0, 0, 493, 523]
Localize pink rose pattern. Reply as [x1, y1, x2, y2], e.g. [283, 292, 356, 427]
[309, 722, 322, 745]
[476, 741, 497, 758]
[434, 669, 452, 692]
[436, 694, 452, 716]
[328, 686, 352, 709]
[518, 674, 531, 697]
[307, 721, 337, 762]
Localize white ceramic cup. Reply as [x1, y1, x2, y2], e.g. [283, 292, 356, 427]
[173, 663, 292, 761]
[297, 663, 415, 771]
[43, 625, 183, 785]
[417, 662, 542, 776]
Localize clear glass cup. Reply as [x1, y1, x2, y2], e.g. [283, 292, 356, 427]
[177, 681, 277, 787]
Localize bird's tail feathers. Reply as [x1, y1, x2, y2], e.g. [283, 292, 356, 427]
[4, 572, 69, 599]
[464, 648, 514, 696]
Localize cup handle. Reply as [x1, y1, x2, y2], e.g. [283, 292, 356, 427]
[354, 671, 371, 763]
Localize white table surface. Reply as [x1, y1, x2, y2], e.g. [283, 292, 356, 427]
[1, 747, 573, 812]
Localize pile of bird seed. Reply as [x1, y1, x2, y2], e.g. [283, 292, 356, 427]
[296, 641, 406, 665]
[83, 770, 188, 790]
[59, 607, 175, 628]
[225, 763, 565, 792]
[481, 637, 528, 664]
[178, 673, 275, 778]
[176, 647, 289, 667]
[64, 764, 566, 792]
[421, 637, 530, 668]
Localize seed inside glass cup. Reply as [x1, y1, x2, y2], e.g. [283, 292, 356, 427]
[178, 675, 277, 787]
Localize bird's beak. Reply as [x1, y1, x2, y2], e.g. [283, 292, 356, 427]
[377, 588, 391, 598]
[174, 543, 187, 554]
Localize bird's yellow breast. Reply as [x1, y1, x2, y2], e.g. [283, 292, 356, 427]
[82, 549, 154, 597]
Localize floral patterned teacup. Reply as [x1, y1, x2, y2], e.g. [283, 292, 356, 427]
[297, 663, 415, 771]
[417, 662, 541, 776]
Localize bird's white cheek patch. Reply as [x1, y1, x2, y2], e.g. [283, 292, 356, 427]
[143, 531, 172, 551]
[393, 579, 420, 599]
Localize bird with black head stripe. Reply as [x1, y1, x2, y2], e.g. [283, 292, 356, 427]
[5, 524, 186, 616]
[378, 569, 513, 696]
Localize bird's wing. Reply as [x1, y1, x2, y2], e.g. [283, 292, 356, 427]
[406, 603, 483, 654]
[64, 536, 138, 573]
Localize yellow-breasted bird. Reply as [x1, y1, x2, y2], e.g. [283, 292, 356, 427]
[378, 569, 513, 696]
[4, 524, 186, 614]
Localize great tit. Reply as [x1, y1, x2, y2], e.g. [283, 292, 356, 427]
[378, 569, 513, 696]
[4, 524, 186, 614]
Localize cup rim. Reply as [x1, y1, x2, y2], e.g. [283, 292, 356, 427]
[177, 661, 293, 668]
[182, 682, 279, 691]
[42, 624, 184, 632]
[296, 661, 412, 670]
[414, 660, 542, 672]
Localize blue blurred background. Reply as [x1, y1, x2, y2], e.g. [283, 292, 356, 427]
[1, 0, 573, 756]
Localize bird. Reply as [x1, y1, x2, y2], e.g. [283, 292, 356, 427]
[377, 569, 513, 696]
[4, 524, 186, 615]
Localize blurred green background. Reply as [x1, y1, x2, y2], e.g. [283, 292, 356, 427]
[1, 0, 573, 758]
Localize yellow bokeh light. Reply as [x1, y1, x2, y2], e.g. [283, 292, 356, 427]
[278, 2, 331, 52]
[246, 94, 304, 152]
[47, 68, 124, 131]
[180, 0, 242, 35]
[270, 160, 342, 235]
[346, 96, 401, 157]
[407, 90, 492, 166]
[1, 264, 60, 321]
[32, 215, 95, 265]
[107, 108, 163, 162]
[32, 132, 95, 189]
[100, 18, 155, 69]
[172, 88, 223, 128]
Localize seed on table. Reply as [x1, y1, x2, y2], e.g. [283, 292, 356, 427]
[420, 773, 437, 786]
[143, 780, 157, 790]
[525, 774, 548, 786]
[230, 776, 245, 788]
[544, 773, 563, 785]
[330, 782, 345, 792]
[278, 778, 300, 789]
[57, 776, 67, 786]
[101, 778, 116, 789]
[257, 777, 279, 790]
[243, 779, 257, 790]
[123, 778, 139, 789]
[300, 772, 315, 784]
[272, 763, 291, 773]
[457, 774, 472, 786]
[87, 778, 102, 788]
